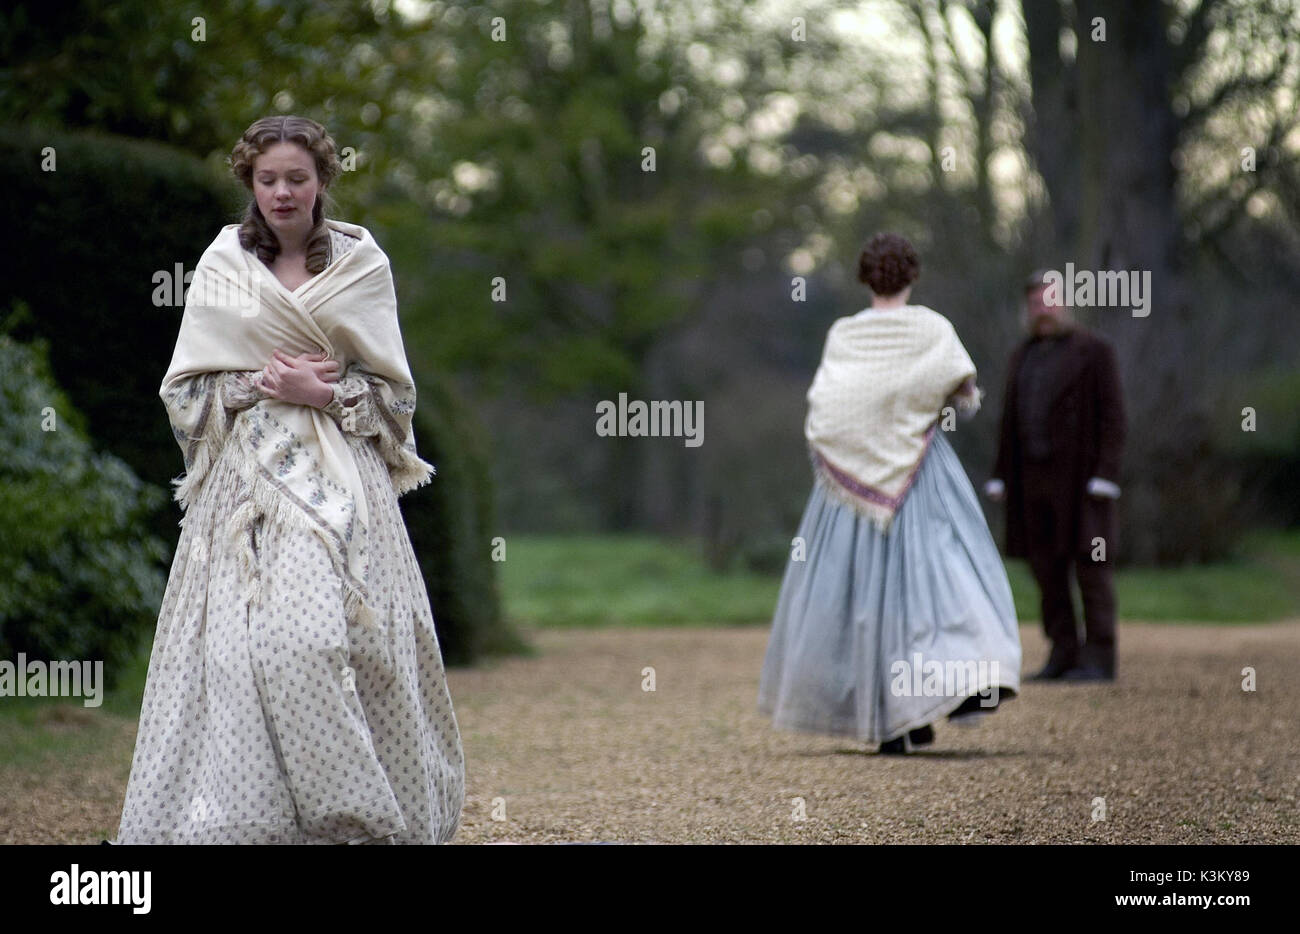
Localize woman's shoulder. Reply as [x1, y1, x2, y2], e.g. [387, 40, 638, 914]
[328, 224, 361, 262]
[325, 218, 369, 245]
[901, 305, 964, 343]
[194, 224, 243, 264]
[903, 303, 952, 326]
[325, 218, 390, 264]
[838, 304, 953, 332]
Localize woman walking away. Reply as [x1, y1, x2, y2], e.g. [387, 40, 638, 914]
[758, 232, 1020, 755]
[113, 115, 464, 843]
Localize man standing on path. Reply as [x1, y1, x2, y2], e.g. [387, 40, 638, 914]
[984, 270, 1127, 681]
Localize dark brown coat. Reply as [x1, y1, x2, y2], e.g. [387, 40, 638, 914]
[991, 326, 1126, 559]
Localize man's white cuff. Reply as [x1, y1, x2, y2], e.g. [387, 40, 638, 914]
[1086, 477, 1121, 499]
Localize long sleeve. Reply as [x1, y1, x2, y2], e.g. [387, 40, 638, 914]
[1091, 339, 1126, 483]
[163, 369, 267, 510]
[946, 375, 983, 420]
[991, 349, 1020, 481]
[319, 369, 382, 437]
[219, 370, 269, 414]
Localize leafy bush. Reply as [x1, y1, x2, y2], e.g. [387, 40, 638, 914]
[0, 329, 169, 689]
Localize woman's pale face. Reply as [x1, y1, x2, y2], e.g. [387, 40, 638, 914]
[251, 141, 320, 248]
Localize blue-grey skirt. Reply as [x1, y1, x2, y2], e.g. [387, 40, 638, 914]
[757, 431, 1021, 743]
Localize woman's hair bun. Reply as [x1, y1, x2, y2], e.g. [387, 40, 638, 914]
[858, 232, 920, 296]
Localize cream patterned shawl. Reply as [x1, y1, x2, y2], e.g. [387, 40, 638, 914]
[804, 304, 980, 531]
[160, 219, 434, 629]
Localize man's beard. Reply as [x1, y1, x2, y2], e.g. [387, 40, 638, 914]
[1031, 315, 1066, 336]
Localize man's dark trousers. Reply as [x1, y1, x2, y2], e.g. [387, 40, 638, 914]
[1022, 460, 1117, 674]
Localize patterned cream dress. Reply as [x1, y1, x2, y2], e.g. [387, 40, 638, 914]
[113, 228, 465, 844]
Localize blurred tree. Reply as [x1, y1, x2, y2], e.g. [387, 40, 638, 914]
[1022, 0, 1300, 561]
[375, 0, 844, 530]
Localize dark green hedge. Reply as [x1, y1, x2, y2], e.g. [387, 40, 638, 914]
[0, 125, 512, 665]
[403, 375, 523, 666]
[0, 124, 240, 497]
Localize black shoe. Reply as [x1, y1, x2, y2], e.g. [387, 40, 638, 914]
[878, 735, 908, 755]
[907, 724, 935, 746]
[1028, 660, 1075, 681]
[1060, 665, 1115, 682]
[948, 691, 1003, 724]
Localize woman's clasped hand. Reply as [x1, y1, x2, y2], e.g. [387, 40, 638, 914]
[256, 348, 340, 408]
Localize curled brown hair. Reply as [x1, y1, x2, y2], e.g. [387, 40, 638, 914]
[857, 232, 920, 296]
[229, 115, 343, 273]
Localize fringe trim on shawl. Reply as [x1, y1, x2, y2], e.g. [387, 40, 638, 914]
[179, 416, 384, 632]
[171, 454, 210, 513]
[223, 452, 383, 632]
[385, 444, 437, 497]
[807, 424, 938, 535]
[169, 383, 234, 514]
[810, 454, 900, 534]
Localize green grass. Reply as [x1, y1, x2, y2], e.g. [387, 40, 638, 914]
[0, 637, 150, 772]
[0, 698, 127, 770]
[1005, 555, 1299, 623]
[502, 530, 1300, 628]
[497, 534, 781, 627]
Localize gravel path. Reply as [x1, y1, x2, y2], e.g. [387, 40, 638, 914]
[447, 621, 1300, 844]
[4, 621, 1297, 844]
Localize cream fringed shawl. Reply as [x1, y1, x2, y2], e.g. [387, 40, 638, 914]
[160, 219, 435, 630]
[804, 305, 981, 532]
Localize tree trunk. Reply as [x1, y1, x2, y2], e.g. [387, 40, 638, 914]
[1022, 0, 1233, 562]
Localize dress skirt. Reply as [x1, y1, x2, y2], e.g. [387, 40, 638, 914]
[112, 425, 465, 844]
[757, 431, 1021, 743]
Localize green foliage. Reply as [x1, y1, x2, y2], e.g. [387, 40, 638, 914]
[0, 0, 396, 155]
[0, 331, 169, 688]
[1215, 368, 1300, 456]
[1205, 368, 1300, 527]
[385, 1, 822, 399]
